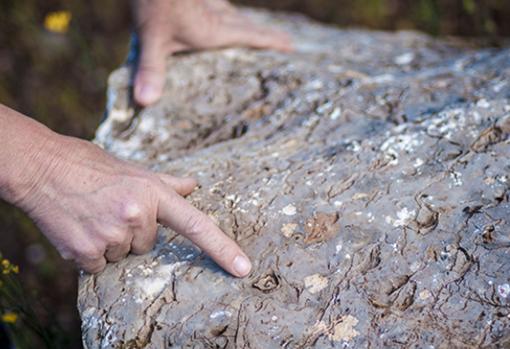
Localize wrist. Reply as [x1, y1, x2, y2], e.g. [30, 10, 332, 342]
[0, 108, 67, 209]
[12, 134, 67, 212]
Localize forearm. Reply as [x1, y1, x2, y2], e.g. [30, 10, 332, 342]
[0, 104, 62, 206]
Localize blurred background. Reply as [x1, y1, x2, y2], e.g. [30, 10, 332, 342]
[0, 0, 509, 347]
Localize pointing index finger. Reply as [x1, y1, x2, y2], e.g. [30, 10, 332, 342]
[157, 190, 252, 277]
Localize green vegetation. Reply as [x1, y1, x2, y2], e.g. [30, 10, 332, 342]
[0, 255, 70, 348]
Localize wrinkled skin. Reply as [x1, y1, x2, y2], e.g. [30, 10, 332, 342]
[0, 0, 292, 277]
[131, 0, 292, 106]
[0, 105, 247, 276]
[18, 134, 256, 276]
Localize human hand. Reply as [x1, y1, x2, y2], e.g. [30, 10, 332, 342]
[131, 0, 292, 106]
[16, 135, 252, 276]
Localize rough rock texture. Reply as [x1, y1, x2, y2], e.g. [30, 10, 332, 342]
[79, 9, 510, 349]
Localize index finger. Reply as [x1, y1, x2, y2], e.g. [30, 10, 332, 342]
[157, 191, 252, 278]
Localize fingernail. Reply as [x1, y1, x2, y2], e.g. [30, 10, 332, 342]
[137, 84, 159, 105]
[233, 255, 252, 277]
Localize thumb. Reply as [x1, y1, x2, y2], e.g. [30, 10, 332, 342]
[133, 38, 168, 106]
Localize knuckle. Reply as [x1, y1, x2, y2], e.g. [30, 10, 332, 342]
[184, 215, 208, 238]
[85, 260, 106, 274]
[121, 201, 144, 225]
[81, 244, 104, 261]
[105, 229, 127, 246]
[212, 242, 231, 259]
[91, 264, 106, 274]
[132, 241, 151, 255]
[133, 244, 151, 255]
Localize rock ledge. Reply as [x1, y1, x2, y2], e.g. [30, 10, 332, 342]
[79, 9, 510, 349]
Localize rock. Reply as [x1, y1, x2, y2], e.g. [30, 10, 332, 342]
[79, 9, 510, 349]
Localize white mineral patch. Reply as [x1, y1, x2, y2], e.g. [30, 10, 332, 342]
[476, 98, 490, 109]
[108, 108, 133, 123]
[81, 307, 100, 330]
[484, 177, 496, 185]
[141, 267, 153, 276]
[498, 284, 510, 298]
[136, 262, 186, 298]
[317, 101, 333, 114]
[381, 134, 423, 154]
[426, 108, 466, 139]
[414, 158, 424, 168]
[352, 192, 369, 200]
[419, 289, 432, 300]
[329, 315, 359, 342]
[281, 223, 298, 238]
[334, 201, 343, 207]
[387, 207, 416, 227]
[394, 52, 415, 65]
[449, 171, 463, 187]
[141, 277, 166, 298]
[281, 204, 297, 216]
[304, 274, 329, 294]
[137, 115, 156, 133]
[410, 261, 421, 272]
[157, 262, 186, 277]
[307, 79, 324, 90]
[330, 107, 341, 120]
[472, 111, 482, 123]
[101, 324, 120, 349]
[381, 133, 423, 166]
[369, 74, 395, 84]
[210, 310, 232, 319]
[226, 194, 240, 203]
[394, 124, 407, 133]
[348, 140, 362, 152]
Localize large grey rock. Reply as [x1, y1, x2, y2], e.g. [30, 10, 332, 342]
[79, 9, 510, 349]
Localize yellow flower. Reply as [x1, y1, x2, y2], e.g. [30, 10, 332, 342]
[44, 11, 72, 34]
[1, 258, 20, 274]
[1, 259, 9, 268]
[2, 312, 17, 324]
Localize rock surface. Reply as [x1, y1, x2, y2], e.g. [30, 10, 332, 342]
[79, 9, 510, 349]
